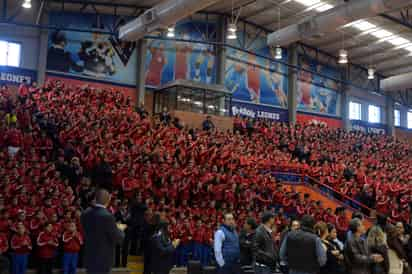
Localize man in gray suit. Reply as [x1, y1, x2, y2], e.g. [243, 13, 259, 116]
[81, 189, 126, 274]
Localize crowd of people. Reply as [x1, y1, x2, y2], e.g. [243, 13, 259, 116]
[0, 80, 411, 274]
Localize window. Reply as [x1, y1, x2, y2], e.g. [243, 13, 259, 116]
[0, 40, 21, 67]
[368, 105, 381, 123]
[349, 101, 362, 120]
[394, 109, 400, 127]
[408, 112, 412, 129]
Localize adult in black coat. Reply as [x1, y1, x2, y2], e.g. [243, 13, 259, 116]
[253, 212, 278, 274]
[150, 221, 180, 274]
[81, 189, 126, 274]
[239, 218, 258, 266]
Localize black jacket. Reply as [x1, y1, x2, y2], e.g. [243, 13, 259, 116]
[252, 225, 278, 268]
[239, 229, 255, 266]
[344, 236, 373, 274]
[150, 232, 176, 274]
[81, 206, 125, 273]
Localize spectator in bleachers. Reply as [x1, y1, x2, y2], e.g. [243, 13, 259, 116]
[367, 226, 389, 274]
[202, 116, 215, 132]
[10, 223, 32, 274]
[0, 231, 8, 274]
[386, 225, 408, 274]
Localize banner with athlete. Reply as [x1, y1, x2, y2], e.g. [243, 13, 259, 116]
[225, 31, 288, 108]
[297, 56, 340, 116]
[145, 21, 217, 87]
[46, 12, 137, 86]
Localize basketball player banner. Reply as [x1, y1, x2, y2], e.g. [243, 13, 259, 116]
[231, 100, 288, 122]
[0, 66, 37, 86]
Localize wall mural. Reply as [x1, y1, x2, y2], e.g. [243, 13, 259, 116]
[225, 31, 288, 108]
[47, 12, 137, 86]
[297, 56, 340, 116]
[145, 21, 217, 88]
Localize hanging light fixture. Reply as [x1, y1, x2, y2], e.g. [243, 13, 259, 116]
[275, 45, 282, 60]
[275, 8, 282, 60]
[167, 26, 175, 38]
[368, 66, 375, 79]
[227, 0, 241, 40]
[227, 23, 237, 40]
[338, 31, 348, 64]
[338, 49, 348, 64]
[22, 0, 32, 8]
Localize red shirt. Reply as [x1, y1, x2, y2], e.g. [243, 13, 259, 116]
[62, 231, 83, 253]
[192, 227, 204, 243]
[11, 234, 32, 254]
[0, 233, 8, 253]
[37, 231, 58, 259]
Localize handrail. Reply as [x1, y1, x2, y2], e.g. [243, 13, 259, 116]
[270, 170, 376, 218]
[306, 175, 375, 215]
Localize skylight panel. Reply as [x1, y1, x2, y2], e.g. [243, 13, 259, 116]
[387, 37, 409, 46]
[370, 29, 393, 39]
[350, 20, 376, 31]
[294, 0, 321, 6]
[316, 3, 333, 12]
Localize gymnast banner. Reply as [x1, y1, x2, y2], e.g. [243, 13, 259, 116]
[145, 21, 217, 87]
[231, 100, 288, 122]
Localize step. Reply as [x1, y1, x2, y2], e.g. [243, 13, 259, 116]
[128, 255, 143, 263]
[27, 268, 131, 274]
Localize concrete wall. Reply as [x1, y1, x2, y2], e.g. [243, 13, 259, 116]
[0, 25, 40, 70]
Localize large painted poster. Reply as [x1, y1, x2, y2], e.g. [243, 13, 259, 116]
[297, 56, 340, 115]
[145, 21, 217, 88]
[225, 31, 288, 108]
[47, 12, 137, 86]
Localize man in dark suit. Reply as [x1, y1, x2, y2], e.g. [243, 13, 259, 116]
[253, 212, 278, 274]
[81, 189, 126, 274]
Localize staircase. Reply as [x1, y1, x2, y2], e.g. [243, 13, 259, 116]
[127, 255, 144, 274]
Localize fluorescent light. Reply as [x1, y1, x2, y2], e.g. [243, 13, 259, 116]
[227, 23, 237, 40]
[404, 45, 412, 52]
[350, 20, 376, 31]
[370, 29, 393, 39]
[387, 37, 410, 46]
[294, 0, 321, 6]
[275, 45, 282, 60]
[316, 3, 333, 12]
[22, 0, 31, 8]
[368, 67, 375, 80]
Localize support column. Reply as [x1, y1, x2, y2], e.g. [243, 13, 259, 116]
[216, 16, 226, 115]
[341, 67, 351, 130]
[287, 44, 298, 124]
[136, 39, 147, 106]
[386, 95, 395, 136]
[37, 29, 48, 84]
[37, 14, 49, 84]
[216, 16, 226, 85]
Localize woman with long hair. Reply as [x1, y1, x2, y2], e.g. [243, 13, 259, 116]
[386, 225, 408, 274]
[150, 221, 180, 274]
[315, 222, 344, 274]
[367, 226, 389, 274]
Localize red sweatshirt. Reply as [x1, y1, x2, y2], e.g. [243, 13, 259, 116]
[37, 231, 58, 259]
[62, 231, 83, 253]
[11, 234, 32, 254]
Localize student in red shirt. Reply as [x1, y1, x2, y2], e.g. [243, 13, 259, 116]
[37, 223, 59, 274]
[0, 231, 9, 274]
[11, 223, 32, 274]
[62, 222, 83, 274]
[192, 219, 204, 263]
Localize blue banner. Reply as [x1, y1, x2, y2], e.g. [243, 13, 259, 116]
[0, 66, 37, 86]
[231, 100, 288, 122]
[351, 120, 387, 134]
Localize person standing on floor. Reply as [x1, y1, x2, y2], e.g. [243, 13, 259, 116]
[239, 217, 257, 267]
[253, 212, 278, 274]
[81, 189, 126, 274]
[214, 213, 241, 274]
[280, 215, 327, 274]
[150, 221, 180, 274]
